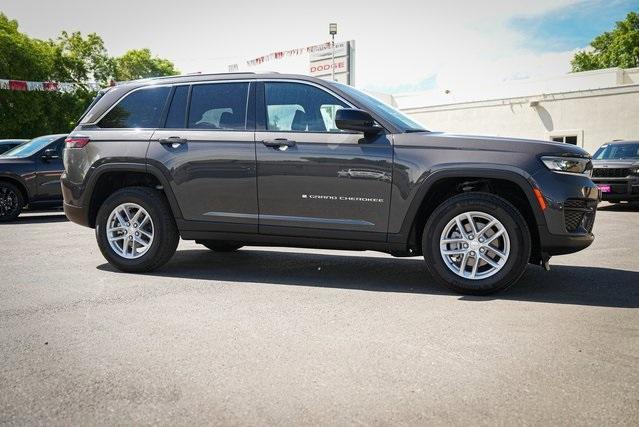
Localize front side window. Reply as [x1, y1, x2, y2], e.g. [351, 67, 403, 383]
[99, 86, 170, 128]
[188, 83, 249, 130]
[265, 82, 348, 132]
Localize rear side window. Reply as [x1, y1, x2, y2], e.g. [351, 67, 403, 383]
[165, 86, 189, 128]
[188, 83, 249, 130]
[99, 87, 170, 128]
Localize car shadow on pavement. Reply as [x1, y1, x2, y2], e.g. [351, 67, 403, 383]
[97, 248, 639, 309]
[5, 213, 68, 224]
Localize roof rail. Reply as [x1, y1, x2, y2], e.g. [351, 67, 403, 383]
[118, 72, 259, 85]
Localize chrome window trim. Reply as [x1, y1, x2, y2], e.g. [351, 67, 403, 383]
[86, 79, 360, 129]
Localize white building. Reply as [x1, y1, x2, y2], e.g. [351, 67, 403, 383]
[390, 67, 639, 154]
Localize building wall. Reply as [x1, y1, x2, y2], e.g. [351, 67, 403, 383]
[402, 85, 639, 154]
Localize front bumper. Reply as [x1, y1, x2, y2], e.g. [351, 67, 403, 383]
[591, 177, 639, 201]
[532, 169, 600, 256]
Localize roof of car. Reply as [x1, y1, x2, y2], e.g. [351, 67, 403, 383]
[606, 140, 639, 144]
[116, 72, 328, 88]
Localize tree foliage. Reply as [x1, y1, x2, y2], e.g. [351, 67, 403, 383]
[114, 48, 178, 81]
[0, 12, 178, 138]
[571, 12, 639, 72]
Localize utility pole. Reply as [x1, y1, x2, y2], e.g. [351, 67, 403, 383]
[329, 23, 338, 81]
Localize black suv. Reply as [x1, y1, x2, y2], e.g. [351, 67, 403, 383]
[591, 140, 639, 203]
[0, 134, 66, 221]
[62, 73, 599, 294]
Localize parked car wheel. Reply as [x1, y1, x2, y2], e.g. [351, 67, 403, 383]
[198, 241, 243, 252]
[422, 192, 531, 295]
[95, 187, 179, 272]
[0, 181, 24, 222]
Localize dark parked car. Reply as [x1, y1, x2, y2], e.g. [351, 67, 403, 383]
[0, 139, 28, 154]
[62, 73, 598, 294]
[591, 140, 639, 203]
[0, 134, 67, 221]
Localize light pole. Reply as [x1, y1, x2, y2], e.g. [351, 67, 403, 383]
[329, 23, 337, 81]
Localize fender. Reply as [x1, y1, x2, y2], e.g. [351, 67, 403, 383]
[393, 163, 547, 241]
[79, 162, 184, 223]
[0, 172, 33, 202]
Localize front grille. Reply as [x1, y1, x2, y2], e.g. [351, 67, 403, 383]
[592, 168, 630, 178]
[564, 199, 597, 233]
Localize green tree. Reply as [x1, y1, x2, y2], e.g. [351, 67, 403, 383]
[0, 13, 179, 138]
[50, 30, 114, 88]
[571, 12, 639, 72]
[0, 13, 54, 81]
[114, 48, 178, 81]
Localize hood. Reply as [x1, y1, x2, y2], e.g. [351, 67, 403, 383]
[395, 132, 591, 158]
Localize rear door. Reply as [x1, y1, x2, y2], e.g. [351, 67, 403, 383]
[148, 81, 258, 232]
[255, 81, 393, 241]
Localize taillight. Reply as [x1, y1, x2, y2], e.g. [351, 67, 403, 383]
[65, 136, 90, 148]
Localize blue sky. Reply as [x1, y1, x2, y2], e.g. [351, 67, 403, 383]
[510, 0, 639, 52]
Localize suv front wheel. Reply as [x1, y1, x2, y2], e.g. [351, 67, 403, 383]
[422, 193, 531, 295]
[96, 187, 179, 272]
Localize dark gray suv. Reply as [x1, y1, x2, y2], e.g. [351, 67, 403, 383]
[591, 140, 639, 203]
[62, 73, 599, 294]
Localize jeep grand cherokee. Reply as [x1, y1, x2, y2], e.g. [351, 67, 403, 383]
[62, 73, 599, 294]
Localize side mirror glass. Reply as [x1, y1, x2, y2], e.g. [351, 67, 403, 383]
[335, 108, 382, 136]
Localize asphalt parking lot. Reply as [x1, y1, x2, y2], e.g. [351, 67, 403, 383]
[1, 203, 638, 425]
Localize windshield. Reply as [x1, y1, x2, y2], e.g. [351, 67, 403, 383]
[1, 135, 60, 158]
[593, 143, 639, 160]
[333, 83, 427, 132]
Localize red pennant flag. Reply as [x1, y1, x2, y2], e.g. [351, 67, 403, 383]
[43, 81, 59, 91]
[9, 80, 27, 91]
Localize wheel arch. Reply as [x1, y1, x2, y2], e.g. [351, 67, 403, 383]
[400, 166, 545, 262]
[0, 174, 30, 206]
[83, 163, 183, 228]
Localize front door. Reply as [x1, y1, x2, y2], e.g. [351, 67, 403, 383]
[256, 81, 393, 241]
[148, 82, 258, 232]
[35, 137, 66, 201]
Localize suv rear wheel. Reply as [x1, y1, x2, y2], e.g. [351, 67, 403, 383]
[96, 187, 179, 272]
[0, 181, 24, 222]
[422, 192, 531, 295]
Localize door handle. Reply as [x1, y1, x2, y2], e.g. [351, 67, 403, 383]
[262, 138, 296, 148]
[158, 137, 187, 146]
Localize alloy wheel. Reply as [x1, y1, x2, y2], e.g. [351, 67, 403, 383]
[106, 203, 154, 259]
[439, 211, 511, 280]
[0, 185, 19, 219]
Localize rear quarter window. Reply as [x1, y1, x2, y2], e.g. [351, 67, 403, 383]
[99, 86, 170, 129]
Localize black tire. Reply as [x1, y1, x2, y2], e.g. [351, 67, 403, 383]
[422, 192, 531, 295]
[198, 241, 243, 252]
[95, 187, 179, 273]
[0, 181, 24, 222]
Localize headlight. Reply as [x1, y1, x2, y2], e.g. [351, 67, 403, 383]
[541, 156, 592, 175]
[631, 167, 639, 175]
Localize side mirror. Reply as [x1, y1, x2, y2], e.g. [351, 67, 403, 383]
[335, 109, 382, 136]
[41, 148, 59, 161]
